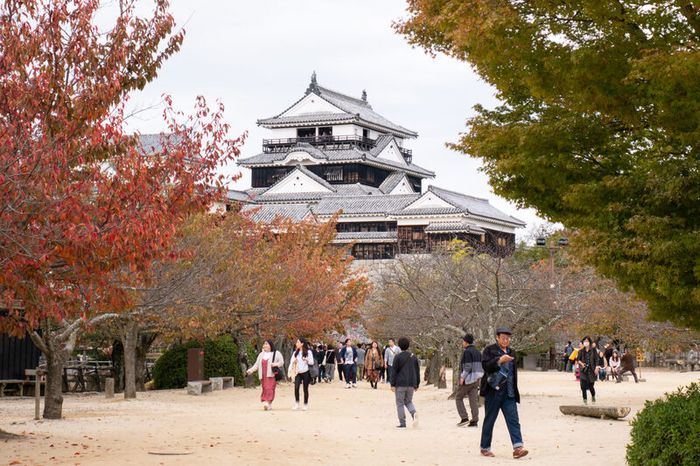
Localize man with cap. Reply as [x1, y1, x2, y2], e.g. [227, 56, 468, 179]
[456, 333, 483, 427]
[479, 327, 528, 459]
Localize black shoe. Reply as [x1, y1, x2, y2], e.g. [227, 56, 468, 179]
[396, 424, 406, 428]
[468, 420, 478, 427]
[457, 418, 469, 427]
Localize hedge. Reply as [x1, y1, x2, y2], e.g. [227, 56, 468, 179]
[152, 336, 243, 390]
[626, 382, 700, 465]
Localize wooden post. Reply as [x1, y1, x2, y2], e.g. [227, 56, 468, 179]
[34, 368, 42, 420]
[105, 377, 115, 399]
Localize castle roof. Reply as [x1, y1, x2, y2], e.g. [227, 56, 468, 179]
[258, 74, 417, 138]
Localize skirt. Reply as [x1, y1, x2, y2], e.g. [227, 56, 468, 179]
[261, 359, 277, 402]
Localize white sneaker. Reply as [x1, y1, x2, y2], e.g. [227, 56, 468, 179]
[352, 383, 356, 388]
[346, 384, 351, 389]
[302, 404, 308, 411]
[262, 402, 268, 410]
[412, 412, 419, 428]
[292, 402, 299, 410]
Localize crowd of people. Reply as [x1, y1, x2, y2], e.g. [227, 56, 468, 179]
[562, 338, 639, 404]
[246, 328, 529, 460]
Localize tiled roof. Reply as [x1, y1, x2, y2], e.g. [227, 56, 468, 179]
[424, 221, 486, 234]
[138, 133, 182, 154]
[241, 204, 313, 223]
[237, 144, 434, 177]
[334, 184, 383, 196]
[392, 207, 464, 216]
[258, 83, 418, 138]
[254, 192, 327, 203]
[378, 172, 410, 194]
[427, 186, 526, 226]
[333, 231, 398, 243]
[312, 194, 418, 216]
[226, 190, 250, 202]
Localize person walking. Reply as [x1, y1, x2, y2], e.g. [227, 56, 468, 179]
[479, 327, 528, 459]
[356, 343, 366, 382]
[336, 342, 345, 383]
[324, 345, 336, 382]
[563, 341, 573, 372]
[288, 337, 315, 410]
[339, 339, 358, 388]
[391, 337, 420, 428]
[364, 341, 384, 389]
[577, 336, 601, 404]
[384, 338, 401, 385]
[455, 334, 483, 427]
[314, 344, 325, 383]
[246, 340, 284, 410]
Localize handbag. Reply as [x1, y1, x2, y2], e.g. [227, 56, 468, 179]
[309, 358, 320, 379]
[487, 367, 509, 391]
[271, 352, 283, 381]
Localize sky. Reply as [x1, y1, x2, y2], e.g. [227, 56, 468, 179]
[126, 0, 545, 237]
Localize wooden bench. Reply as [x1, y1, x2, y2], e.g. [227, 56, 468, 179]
[0, 379, 25, 397]
[187, 380, 213, 395]
[24, 369, 46, 396]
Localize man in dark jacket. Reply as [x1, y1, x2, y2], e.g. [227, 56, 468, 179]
[390, 336, 420, 428]
[479, 327, 528, 459]
[456, 334, 483, 427]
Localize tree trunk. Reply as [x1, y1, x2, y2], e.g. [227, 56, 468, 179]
[559, 405, 631, 419]
[43, 348, 66, 419]
[448, 360, 460, 400]
[426, 350, 441, 385]
[122, 321, 138, 399]
[28, 321, 80, 420]
[135, 333, 157, 391]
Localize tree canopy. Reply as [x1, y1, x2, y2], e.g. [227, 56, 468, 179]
[397, 0, 700, 328]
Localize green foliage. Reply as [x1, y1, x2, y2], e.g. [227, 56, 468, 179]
[152, 336, 242, 389]
[397, 1, 700, 328]
[626, 383, 700, 465]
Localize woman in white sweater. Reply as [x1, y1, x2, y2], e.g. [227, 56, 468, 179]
[247, 340, 284, 410]
[288, 337, 315, 410]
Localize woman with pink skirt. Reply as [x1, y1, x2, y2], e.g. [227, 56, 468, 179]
[247, 340, 284, 410]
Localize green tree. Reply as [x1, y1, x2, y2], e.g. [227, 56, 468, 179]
[397, 1, 700, 328]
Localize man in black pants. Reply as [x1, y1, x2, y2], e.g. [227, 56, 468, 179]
[391, 337, 420, 428]
[456, 334, 483, 427]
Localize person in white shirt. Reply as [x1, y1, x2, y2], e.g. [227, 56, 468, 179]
[384, 338, 401, 385]
[246, 340, 284, 410]
[288, 337, 315, 410]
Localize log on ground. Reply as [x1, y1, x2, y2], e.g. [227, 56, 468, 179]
[559, 405, 630, 419]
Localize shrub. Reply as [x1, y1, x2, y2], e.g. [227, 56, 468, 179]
[152, 336, 243, 390]
[626, 382, 700, 465]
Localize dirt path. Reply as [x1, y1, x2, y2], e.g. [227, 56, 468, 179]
[1, 369, 698, 465]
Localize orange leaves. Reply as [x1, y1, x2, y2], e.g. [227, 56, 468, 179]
[0, 1, 244, 335]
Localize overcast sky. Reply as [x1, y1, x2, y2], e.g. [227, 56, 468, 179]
[126, 0, 545, 237]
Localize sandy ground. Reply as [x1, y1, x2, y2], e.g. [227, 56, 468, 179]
[1, 368, 698, 466]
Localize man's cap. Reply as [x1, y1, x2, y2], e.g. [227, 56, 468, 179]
[495, 326, 512, 335]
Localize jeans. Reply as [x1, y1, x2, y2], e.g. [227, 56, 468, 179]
[338, 364, 344, 381]
[480, 389, 523, 450]
[343, 363, 357, 384]
[317, 364, 325, 383]
[387, 365, 394, 384]
[395, 386, 416, 426]
[294, 371, 311, 404]
[455, 380, 480, 422]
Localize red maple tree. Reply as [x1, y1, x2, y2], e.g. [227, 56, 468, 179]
[0, 0, 243, 418]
